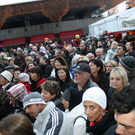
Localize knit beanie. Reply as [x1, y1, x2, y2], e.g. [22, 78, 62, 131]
[0, 70, 13, 82]
[19, 73, 30, 84]
[55, 57, 65, 65]
[82, 87, 107, 109]
[119, 56, 135, 71]
[23, 92, 46, 108]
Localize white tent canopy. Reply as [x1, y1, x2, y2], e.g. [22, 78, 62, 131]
[88, 7, 135, 36]
[122, 15, 135, 27]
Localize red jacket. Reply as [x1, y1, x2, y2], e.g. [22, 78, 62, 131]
[19, 81, 32, 94]
[73, 39, 81, 47]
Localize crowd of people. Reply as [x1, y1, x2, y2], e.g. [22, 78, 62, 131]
[0, 31, 135, 135]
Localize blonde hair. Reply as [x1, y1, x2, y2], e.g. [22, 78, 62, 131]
[107, 60, 118, 67]
[110, 67, 129, 87]
[78, 56, 89, 62]
[111, 41, 118, 49]
[25, 56, 33, 62]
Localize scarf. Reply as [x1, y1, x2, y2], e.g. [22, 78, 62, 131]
[91, 73, 102, 85]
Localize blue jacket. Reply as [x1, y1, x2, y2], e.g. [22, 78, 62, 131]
[105, 49, 116, 63]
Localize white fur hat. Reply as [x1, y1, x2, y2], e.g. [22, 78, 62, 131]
[0, 70, 13, 82]
[82, 87, 107, 109]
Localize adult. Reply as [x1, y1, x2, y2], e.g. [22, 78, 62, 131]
[86, 53, 95, 61]
[105, 41, 118, 63]
[83, 87, 116, 135]
[32, 45, 38, 53]
[104, 85, 135, 135]
[106, 60, 118, 76]
[0, 70, 13, 120]
[97, 41, 103, 48]
[41, 80, 64, 111]
[125, 42, 134, 56]
[112, 44, 126, 63]
[13, 67, 23, 83]
[73, 63, 98, 94]
[30, 66, 46, 93]
[119, 56, 135, 85]
[89, 59, 109, 95]
[4, 65, 15, 75]
[14, 48, 25, 66]
[95, 48, 105, 60]
[107, 67, 129, 103]
[39, 56, 52, 78]
[62, 88, 87, 135]
[0, 114, 35, 135]
[58, 66, 74, 92]
[23, 92, 73, 135]
[6, 83, 28, 114]
[24, 56, 33, 73]
[78, 41, 90, 56]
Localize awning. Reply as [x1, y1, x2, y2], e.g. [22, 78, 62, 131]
[59, 29, 84, 44]
[122, 15, 135, 27]
[31, 33, 55, 43]
[2, 37, 26, 46]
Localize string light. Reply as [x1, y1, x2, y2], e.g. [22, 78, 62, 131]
[0, 0, 133, 29]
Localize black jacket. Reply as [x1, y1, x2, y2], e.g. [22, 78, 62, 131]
[78, 48, 90, 56]
[103, 124, 118, 135]
[86, 111, 116, 135]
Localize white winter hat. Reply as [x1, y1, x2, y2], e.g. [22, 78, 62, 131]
[82, 87, 107, 109]
[0, 70, 13, 82]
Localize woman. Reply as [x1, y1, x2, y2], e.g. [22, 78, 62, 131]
[24, 56, 33, 73]
[6, 83, 28, 114]
[30, 66, 46, 93]
[62, 88, 87, 135]
[107, 67, 129, 102]
[106, 60, 118, 76]
[105, 41, 118, 63]
[106, 40, 112, 51]
[0, 114, 35, 135]
[41, 80, 64, 111]
[50, 56, 72, 80]
[58, 66, 74, 92]
[83, 87, 116, 135]
[89, 59, 109, 95]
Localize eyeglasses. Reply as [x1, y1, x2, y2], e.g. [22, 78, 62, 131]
[74, 71, 85, 76]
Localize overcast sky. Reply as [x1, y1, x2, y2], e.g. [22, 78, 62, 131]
[0, 0, 40, 6]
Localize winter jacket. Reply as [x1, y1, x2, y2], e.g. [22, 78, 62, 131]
[71, 78, 99, 95]
[73, 39, 81, 47]
[34, 101, 73, 135]
[103, 124, 118, 135]
[14, 55, 25, 66]
[86, 110, 116, 135]
[78, 48, 90, 56]
[31, 77, 46, 93]
[128, 70, 135, 85]
[65, 102, 87, 135]
[59, 79, 75, 92]
[44, 64, 52, 78]
[105, 49, 117, 63]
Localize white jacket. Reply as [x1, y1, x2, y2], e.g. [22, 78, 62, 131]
[65, 102, 87, 135]
[34, 101, 73, 135]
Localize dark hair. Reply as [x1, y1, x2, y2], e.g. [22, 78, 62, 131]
[58, 66, 71, 81]
[89, 59, 103, 74]
[0, 114, 35, 135]
[109, 85, 135, 114]
[40, 56, 48, 63]
[41, 80, 61, 98]
[36, 51, 42, 55]
[30, 66, 42, 77]
[129, 51, 135, 58]
[47, 76, 58, 82]
[117, 43, 127, 52]
[55, 56, 68, 68]
[14, 67, 23, 73]
[50, 56, 56, 60]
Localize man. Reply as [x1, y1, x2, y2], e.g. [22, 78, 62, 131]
[95, 48, 105, 60]
[104, 85, 135, 135]
[78, 41, 90, 56]
[14, 48, 25, 66]
[13, 67, 23, 83]
[72, 63, 98, 94]
[125, 42, 134, 56]
[86, 53, 95, 61]
[39, 56, 52, 78]
[119, 56, 135, 85]
[112, 44, 126, 63]
[23, 92, 73, 135]
[97, 41, 103, 48]
[32, 46, 38, 53]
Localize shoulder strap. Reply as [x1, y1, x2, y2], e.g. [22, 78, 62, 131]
[73, 116, 87, 125]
